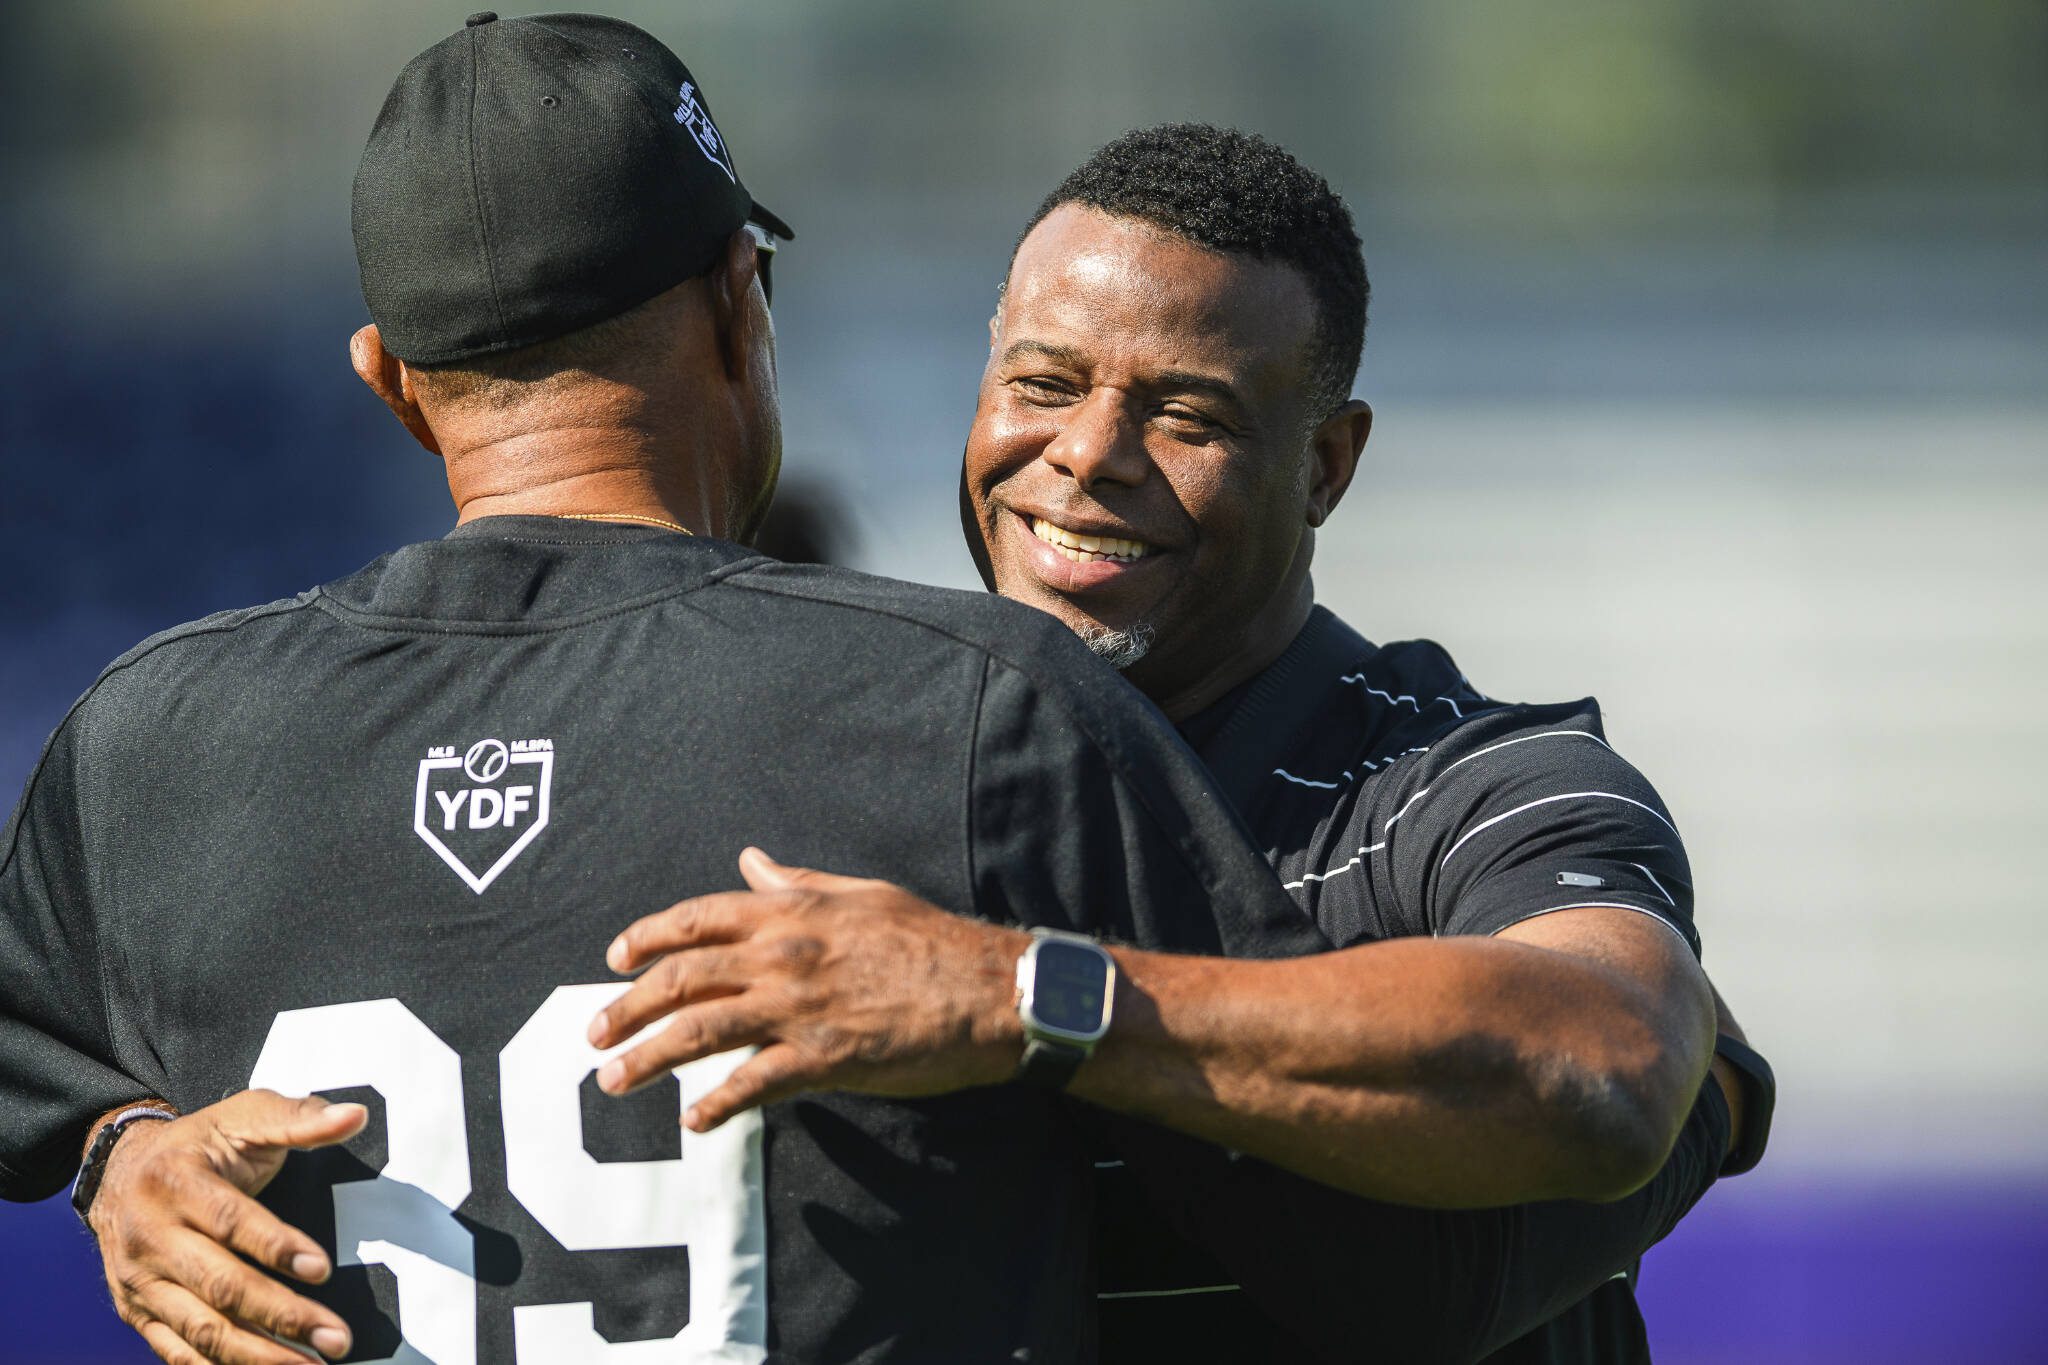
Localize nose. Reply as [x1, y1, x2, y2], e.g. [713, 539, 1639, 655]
[1039, 389, 1150, 494]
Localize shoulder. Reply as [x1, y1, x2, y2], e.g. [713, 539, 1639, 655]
[65, 594, 320, 729]
[2, 593, 317, 868]
[1379, 695, 1696, 950]
[1412, 697, 1619, 780]
[102, 595, 319, 672]
[53, 593, 315, 718]
[1342, 636, 1495, 719]
[721, 561, 1144, 718]
[726, 565, 1213, 810]
[1278, 616, 1695, 947]
[1386, 690, 1666, 834]
[1272, 627, 1507, 773]
[1318, 620, 1593, 757]
[1321, 628, 1678, 843]
[721, 560, 1077, 650]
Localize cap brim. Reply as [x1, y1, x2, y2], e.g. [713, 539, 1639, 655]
[747, 200, 795, 242]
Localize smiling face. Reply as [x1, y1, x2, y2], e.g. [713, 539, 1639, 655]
[965, 204, 1368, 717]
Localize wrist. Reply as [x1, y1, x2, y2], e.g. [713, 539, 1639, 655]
[965, 927, 1030, 1068]
[1062, 949, 1250, 1114]
[1010, 929, 1118, 1089]
[74, 1103, 180, 1231]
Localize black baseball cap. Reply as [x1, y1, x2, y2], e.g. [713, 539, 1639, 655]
[353, 11, 793, 366]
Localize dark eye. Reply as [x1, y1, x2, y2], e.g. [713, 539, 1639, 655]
[1013, 377, 1075, 403]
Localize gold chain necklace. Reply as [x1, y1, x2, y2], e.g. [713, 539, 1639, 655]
[554, 512, 692, 535]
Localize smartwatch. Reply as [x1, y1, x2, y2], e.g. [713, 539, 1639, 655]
[72, 1105, 179, 1229]
[1013, 929, 1116, 1089]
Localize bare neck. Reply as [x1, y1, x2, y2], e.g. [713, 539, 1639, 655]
[1135, 538, 1318, 724]
[437, 389, 737, 538]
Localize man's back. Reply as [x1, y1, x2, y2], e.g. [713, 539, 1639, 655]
[2, 517, 1321, 1363]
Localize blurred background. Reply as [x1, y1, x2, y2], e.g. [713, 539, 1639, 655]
[2, 2, 2043, 1361]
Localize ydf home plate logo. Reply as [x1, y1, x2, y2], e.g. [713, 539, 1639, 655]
[413, 738, 554, 893]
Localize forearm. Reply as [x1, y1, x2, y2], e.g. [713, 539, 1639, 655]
[1069, 925, 1714, 1207]
[587, 862, 1717, 1205]
[1475, 1070, 1732, 1352]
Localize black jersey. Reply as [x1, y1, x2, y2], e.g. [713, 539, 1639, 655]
[1097, 605, 1726, 1364]
[1201, 612, 1697, 956]
[0, 517, 1325, 1365]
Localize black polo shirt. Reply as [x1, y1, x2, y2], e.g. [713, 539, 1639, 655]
[1097, 605, 1727, 1364]
[0, 517, 1325, 1365]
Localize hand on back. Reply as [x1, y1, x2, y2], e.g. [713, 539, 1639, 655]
[588, 847, 1031, 1130]
[88, 1091, 364, 1365]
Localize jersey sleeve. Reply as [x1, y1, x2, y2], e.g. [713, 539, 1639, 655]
[0, 705, 157, 1202]
[1381, 704, 1701, 957]
[967, 649, 1328, 961]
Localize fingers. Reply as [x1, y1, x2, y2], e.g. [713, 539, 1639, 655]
[222, 1092, 369, 1154]
[272, 1099, 369, 1152]
[138, 1317, 216, 1365]
[607, 893, 767, 973]
[190, 1093, 370, 1201]
[597, 1001, 774, 1095]
[735, 847, 799, 890]
[683, 1042, 821, 1132]
[138, 1226, 351, 1360]
[187, 1178, 338, 1287]
[347, 325, 377, 374]
[125, 1273, 335, 1365]
[590, 944, 751, 1049]
[735, 847, 876, 895]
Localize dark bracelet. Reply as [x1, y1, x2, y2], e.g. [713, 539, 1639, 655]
[71, 1106, 179, 1229]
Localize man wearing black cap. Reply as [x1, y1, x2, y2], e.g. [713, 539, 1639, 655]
[0, 17, 1327, 1365]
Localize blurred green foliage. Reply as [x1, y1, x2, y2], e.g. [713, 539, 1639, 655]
[3, 0, 2041, 295]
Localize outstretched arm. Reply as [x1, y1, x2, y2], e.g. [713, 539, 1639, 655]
[591, 850, 1714, 1209]
[1069, 903, 1714, 1206]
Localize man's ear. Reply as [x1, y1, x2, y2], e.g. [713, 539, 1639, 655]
[709, 226, 764, 382]
[1304, 399, 1371, 528]
[350, 325, 441, 456]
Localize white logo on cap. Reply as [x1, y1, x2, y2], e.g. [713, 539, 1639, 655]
[674, 82, 736, 183]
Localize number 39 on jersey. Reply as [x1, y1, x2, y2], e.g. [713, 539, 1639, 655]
[249, 987, 767, 1365]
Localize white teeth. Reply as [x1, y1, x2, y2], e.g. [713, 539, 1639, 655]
[1031, 517, 1150, 564]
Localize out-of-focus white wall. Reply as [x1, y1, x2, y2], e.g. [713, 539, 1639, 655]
[1312, 407, 2048, 1176]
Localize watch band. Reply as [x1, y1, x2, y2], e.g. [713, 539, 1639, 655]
[1712, 1033, 1776, 1177]
[1015, 1036, 1090, 1090]
[72, 1105, 178, 1229]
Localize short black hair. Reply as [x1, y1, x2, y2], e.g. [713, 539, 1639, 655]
[1018, 124, 1367, 419]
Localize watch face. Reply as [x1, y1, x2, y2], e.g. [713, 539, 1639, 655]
[1031, 941, 1108, 1037]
